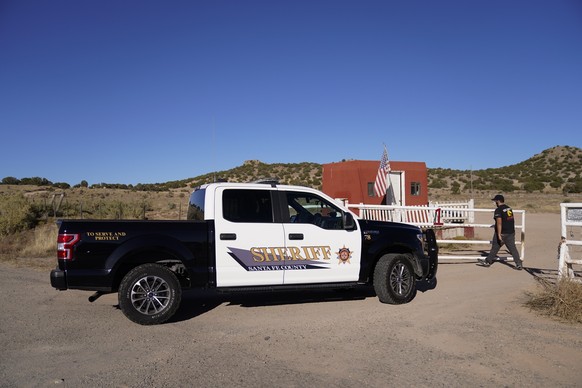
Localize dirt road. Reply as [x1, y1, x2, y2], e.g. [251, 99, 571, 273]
[1, 213, 581, 387]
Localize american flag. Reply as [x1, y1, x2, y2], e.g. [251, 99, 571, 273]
[374, 146, 390, 197]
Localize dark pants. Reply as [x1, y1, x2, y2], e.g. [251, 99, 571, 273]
[486, 232, 523, 266]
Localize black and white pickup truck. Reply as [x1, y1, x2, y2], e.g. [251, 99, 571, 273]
[51, 182, 438, 325]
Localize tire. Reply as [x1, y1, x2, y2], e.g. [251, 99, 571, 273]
[119, 263, 182, 325]
[373, 254, 417, 304]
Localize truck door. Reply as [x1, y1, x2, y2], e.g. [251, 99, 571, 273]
[281, 190, 362, 284]
[214, 187, 285, 287]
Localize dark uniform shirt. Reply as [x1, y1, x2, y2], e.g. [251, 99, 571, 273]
[494, 204, 515, 234]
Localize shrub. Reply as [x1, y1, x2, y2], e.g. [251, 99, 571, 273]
[523, 180, 545, 193]
[0, 194, 37, 236]
[525, 278, 582, 324]
[429, 178, 447, 189]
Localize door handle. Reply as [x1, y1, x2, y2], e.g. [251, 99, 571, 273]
[220, 233, 237, 240]
[289, 233, 304, 240]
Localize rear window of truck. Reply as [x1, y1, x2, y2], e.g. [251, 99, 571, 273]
[222, 189, 273, 223]
[187, 188, 206, 220]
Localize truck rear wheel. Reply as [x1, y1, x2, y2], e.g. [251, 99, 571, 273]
[373, 254, 417, 304]
[119, 263, 182, 325]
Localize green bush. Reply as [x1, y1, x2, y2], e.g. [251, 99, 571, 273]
[429, 178, 447, 189]
[0, 194, 37, 236]
[523, 180, 545, 193]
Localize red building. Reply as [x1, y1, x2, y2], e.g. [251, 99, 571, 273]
[322, 160, 428, 206]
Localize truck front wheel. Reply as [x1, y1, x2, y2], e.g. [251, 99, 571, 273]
[119, 263, 182, 325]
[373, 254, 417, 304]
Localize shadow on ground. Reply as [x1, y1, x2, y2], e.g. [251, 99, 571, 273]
[168, 277, 438, 323]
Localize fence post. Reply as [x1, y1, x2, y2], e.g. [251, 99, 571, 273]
[558, 239, 572, 279]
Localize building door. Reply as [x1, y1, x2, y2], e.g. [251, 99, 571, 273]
[387, 171, 404, 205]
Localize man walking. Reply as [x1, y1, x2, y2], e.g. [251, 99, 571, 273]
[478, 194, 524, 270]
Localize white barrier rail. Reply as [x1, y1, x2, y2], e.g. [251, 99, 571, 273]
[347, 202, 525, 262]
[429, 199, 475, 223]
[558, 203, 582, 281]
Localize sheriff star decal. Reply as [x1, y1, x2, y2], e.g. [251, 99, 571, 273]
[336, 246, 352, 265]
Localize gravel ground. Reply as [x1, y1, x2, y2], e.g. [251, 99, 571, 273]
[1, 213, 581, 387]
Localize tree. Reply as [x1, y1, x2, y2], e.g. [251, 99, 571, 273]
[53, 182, 71, 189]
[563, 179, 582, 194]
[1, 176, 20, 185]
[20, 177, 52, 186]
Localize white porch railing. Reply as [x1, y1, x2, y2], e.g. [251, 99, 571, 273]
[346, 201, 525, 262]
[558, 203, 582, 281]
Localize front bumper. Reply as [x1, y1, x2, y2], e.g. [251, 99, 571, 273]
[424, 228, 438, 279]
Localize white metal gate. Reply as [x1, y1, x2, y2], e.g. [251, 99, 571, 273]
[558, 203, 582, 281]
[345, 201, 525, 263]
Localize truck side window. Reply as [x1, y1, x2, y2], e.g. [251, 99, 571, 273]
[187, 188, 206, 220]
[223, 189, 273, 223]
[286, 192, 343, 230]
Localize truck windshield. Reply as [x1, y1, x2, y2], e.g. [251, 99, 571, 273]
[187, 188, 206, 220]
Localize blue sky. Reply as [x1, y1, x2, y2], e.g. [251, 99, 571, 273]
[1, 0, 581, 185]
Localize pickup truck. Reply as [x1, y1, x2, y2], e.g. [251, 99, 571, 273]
[51, 181, 438, 325]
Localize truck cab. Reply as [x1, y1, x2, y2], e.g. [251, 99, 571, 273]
[189, 182, 363, 287]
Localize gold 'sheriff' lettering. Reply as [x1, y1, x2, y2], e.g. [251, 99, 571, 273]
[86, 231, 127, 241]
[250, 247, 286, 262]
[251, 246, 332, 262]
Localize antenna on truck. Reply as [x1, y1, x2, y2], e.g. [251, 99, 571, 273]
[212, 115, 217, 183]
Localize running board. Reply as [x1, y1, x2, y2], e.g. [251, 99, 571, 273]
[217, 282, 361, 294]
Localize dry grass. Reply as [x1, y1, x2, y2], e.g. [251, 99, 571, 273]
[525, 277, 582, 324]
[20, 223, 57, 258]
[0, 222, 57, 271]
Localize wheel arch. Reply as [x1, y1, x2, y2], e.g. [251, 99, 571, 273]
[364, 244, 423, 284]
[107, 234, 195, 291]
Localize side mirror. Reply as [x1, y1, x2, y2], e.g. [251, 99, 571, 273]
[344, 212, 356, 230]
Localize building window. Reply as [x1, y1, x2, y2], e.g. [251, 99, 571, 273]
[368, 182, 375, 197]
[411, 182, 421, 196]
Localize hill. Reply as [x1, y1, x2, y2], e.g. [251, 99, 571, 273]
[2, 146, 580, 195]
[428, 145, 582, 195]
[1, 146, 581, 225]
[1, 146, 581, 263]
[426, 145, 582, 210]
[185, 159, 323, 189]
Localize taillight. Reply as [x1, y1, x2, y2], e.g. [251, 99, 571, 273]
[57, 234, 80, 260]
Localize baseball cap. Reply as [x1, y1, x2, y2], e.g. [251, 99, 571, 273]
[491, 194, 504, 202]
